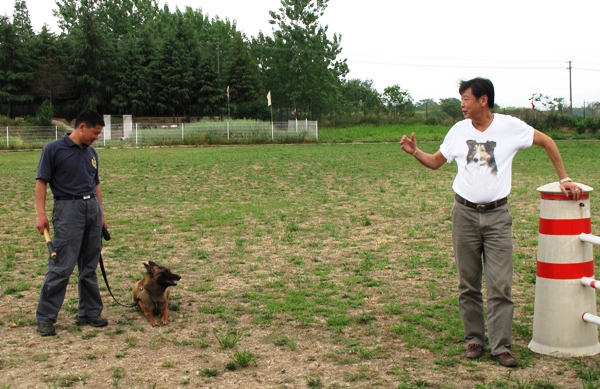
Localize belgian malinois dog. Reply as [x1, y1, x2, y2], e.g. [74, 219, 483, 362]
[133, 261, 181, 326]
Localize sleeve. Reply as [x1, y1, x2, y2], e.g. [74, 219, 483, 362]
[509, 116, 535, 149]
[36, 145, 53, 182]
[439, 124, 460, 163]
[92, 148, 100, 186]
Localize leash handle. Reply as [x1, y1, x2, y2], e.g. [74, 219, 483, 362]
[43, 228, 57, 259]
[102, 227, 111, 241]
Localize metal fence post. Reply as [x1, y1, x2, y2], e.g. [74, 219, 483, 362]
[6, 126, 8, 148]
[181, 123, 184, 143]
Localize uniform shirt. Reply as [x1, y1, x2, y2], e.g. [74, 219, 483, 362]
[439, 114, 534, 204]
[36, 133, 100, 198]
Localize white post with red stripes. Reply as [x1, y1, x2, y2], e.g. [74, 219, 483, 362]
[528, 182, 599, 357]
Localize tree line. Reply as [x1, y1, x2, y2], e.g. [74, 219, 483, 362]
[2, 0, 598, 131]
[0, 0, 425, 123]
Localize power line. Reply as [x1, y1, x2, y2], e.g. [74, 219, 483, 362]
[347, 60, 566, 70]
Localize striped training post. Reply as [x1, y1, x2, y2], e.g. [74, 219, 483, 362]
[528, 182, 600, 357]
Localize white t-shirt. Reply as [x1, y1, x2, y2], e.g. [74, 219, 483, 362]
[439, 114, 534, 203]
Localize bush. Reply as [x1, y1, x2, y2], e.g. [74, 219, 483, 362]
[34, 100, 54, 126]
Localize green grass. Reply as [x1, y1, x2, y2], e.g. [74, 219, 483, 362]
[1, 126, 600, 387]
[318, 124, 449, 143]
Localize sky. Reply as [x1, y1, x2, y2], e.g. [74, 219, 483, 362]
[2, 0, 600, 108]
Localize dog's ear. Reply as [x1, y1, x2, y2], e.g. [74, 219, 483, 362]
[485, 141, 496, 151]
[466, 140, 476, 149]
[148, 261, 158, 267]
[143, 262, 154, 274]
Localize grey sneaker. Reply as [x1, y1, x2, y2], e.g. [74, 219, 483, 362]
[37, 322, 56, 336]
[77, 315, 108, 327]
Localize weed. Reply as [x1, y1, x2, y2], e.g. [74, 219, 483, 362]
[111, 367, 125, 378]
[200, 368, 220, 377]
[214, 329, 243, 349]
[224, 361, 238, 371]
[231, 349, 256, 367]
[274, 336, 297, 351]
[307, 377, 322, 388]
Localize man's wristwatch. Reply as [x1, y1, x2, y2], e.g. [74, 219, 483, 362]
[559, 177, 572, 184]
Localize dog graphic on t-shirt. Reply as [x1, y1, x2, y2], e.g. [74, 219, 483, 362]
[465, 140, 497, 185]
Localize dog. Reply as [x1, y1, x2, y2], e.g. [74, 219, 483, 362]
[465, 140, 498, 175]
[133, 261, 181, 326]
[465, 140, 498, 187]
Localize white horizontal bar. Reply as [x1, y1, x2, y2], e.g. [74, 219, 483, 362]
[583, 312, 600, 326]
[580, 233, 600, 246]
[581, 277, 600, 289]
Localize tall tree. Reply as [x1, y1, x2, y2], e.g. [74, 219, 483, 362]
[12, 0, 34, 38]
[227, 34, 263, 118]
[153, 10, 194, 117]
[256, 0, 347, 119]
[439, 97, 462, 120]
[30, 26, 69, 104]
[111, 26, 156, 115]
[340, 79, 381, 118]
[63, 7, 115, 112]
[0, 15, 33, 117]
[383, 84, 414, 120]
[196, 53, 224, 117]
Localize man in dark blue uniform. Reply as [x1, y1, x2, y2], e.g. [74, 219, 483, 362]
[35, 110, 109, 336]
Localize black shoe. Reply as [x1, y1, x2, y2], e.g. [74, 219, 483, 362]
[77, 315, 108, 327]
[493, 352, 518, 367]
[465, 343, 483, 359]
[37, 322, 56, 336]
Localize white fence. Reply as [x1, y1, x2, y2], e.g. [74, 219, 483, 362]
[2, 125, 66, 149]
[1, 120, 318, 149]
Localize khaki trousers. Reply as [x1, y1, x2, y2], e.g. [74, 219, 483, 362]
[451, 200, 514, 356]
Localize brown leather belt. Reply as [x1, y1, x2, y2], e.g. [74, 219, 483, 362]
[455, 194, 507, 212]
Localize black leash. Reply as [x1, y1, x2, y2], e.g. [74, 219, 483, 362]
[100, 227, 140, 308]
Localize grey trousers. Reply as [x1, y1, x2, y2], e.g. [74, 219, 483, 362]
[36, 198, 104, 323]
[451, 200, 514, 356]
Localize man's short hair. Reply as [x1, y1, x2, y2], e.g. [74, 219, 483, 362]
[459, 78, 495, 108]
[75, 110, 105, 129]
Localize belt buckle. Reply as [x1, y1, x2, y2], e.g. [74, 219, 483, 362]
[476, 204, 487, 212]
[83, 195, 91, 200]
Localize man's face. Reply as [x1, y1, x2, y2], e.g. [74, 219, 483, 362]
[461, 88, 487, 119]
[83, 125, 104, 145]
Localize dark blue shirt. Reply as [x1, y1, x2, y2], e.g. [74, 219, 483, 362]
[36, 133, 100, 197]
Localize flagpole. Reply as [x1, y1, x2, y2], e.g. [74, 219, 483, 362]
[226, 85, 230, 119]
[267, 91, 273, 141]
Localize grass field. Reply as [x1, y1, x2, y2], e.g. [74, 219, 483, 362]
[1, 130, 600, 388]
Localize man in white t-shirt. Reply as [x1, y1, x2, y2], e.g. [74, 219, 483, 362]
[400, 77, 582, 367]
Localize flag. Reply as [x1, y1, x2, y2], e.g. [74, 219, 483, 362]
[291, 109, 296, 115]
[226, 85, 230, 98]
[531, 100, 535, 110]
[267, 91, 272, 107]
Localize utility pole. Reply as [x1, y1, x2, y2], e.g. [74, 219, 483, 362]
[567, 60, 573, 115]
